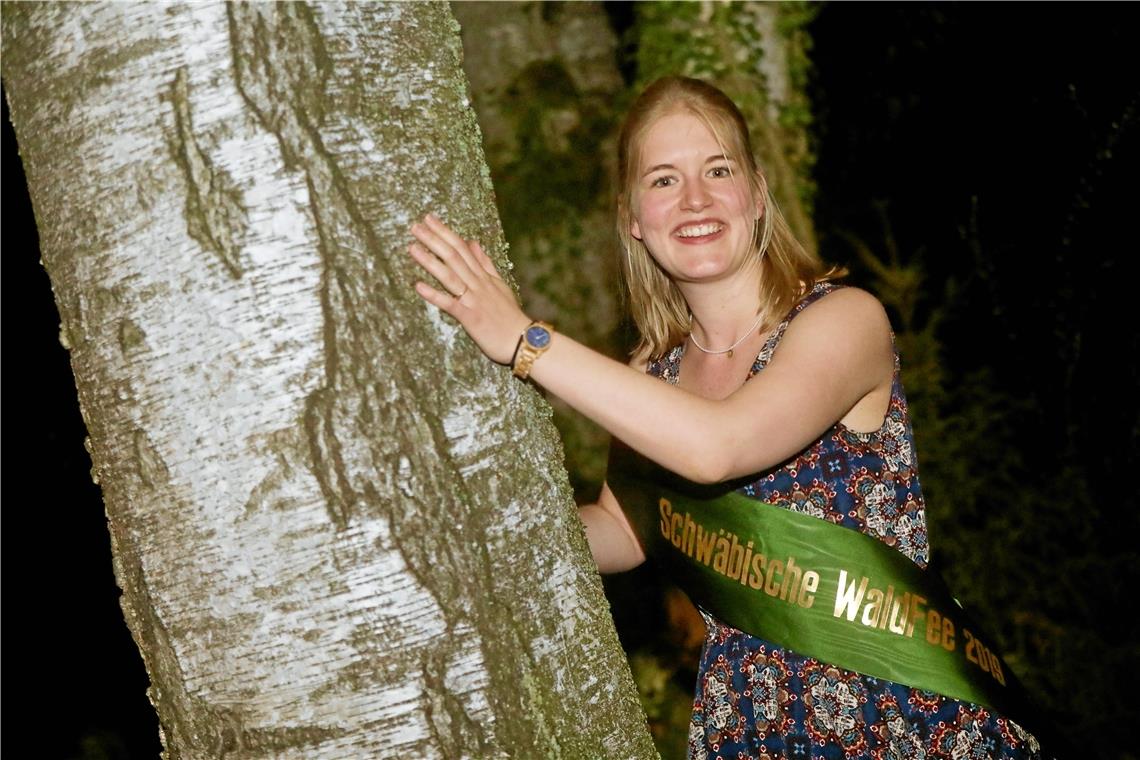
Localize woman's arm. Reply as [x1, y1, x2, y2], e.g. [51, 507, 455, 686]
[579, 483, 646, 573]
[409, 215, 894, 484]
[524, 290, 892, 483]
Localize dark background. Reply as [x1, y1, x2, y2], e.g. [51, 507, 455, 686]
[4, 4, 1137, 758]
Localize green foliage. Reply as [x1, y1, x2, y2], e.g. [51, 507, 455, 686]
[774, 2, 819, 212]
[629, 651, 693, 760]
[494, 60, 612, 244]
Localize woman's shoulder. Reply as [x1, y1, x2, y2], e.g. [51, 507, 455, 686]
[791, 284, 889, 329]
[780, 284, 893, 356]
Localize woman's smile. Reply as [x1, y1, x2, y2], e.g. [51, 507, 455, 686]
[673, 219, 727, 242]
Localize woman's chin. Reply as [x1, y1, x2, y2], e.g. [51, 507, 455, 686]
[673, 260, 740, 284]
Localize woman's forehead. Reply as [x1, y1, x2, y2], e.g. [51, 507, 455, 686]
[639, 111, 727, 164]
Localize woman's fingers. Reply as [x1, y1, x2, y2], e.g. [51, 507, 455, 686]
[412, 214, 478, 282]
[470, 240, 502, 278]
[408, 213, 531, 366]
[409, 241, 470, 299]
[411, 219, 476, 286]
[413, 279, 463, 315]
[422, 213, 483, 274]
[410, 214, 506, 297]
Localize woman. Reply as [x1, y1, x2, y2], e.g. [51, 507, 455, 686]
[409, 76, 1041, 759]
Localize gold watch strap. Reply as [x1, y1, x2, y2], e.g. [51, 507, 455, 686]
[512, 321, 553, 379]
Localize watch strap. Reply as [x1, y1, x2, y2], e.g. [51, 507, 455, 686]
[512, 321, 553, 379]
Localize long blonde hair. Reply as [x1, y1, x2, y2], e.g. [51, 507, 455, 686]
[616, 76, 840, 361]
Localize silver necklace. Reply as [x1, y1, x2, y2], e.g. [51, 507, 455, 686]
[688, 311, 765, 358]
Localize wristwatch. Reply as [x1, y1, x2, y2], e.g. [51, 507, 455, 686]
[512, 321, 554, 379]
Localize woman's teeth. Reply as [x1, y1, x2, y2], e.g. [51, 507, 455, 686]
[676, 223, 723, 238]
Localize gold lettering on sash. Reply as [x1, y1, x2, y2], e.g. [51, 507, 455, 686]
[941, 615, 956, 651]
[740, 541, 755, 586]
[988, 642, 1006, 684]
[926, 609, 943, 645]
[780, 556, 803, 602]
[924, 610, 956, 651]
[682, 512, 698, 556]
[799, 571, 820, 608]
[906, 595, 926, 637]
[727, 534, 747, 581]
[636, 481, 1019, 713]
[765, 559, 784, 597]
[964, 629, 984, 671]
[712, 533, 730, 573]
[653, 503, 822, 618]
[862, 588, 884, 626]
[695, 524, 717, 563]
[888, 592, 909, 635]
[876, 586, 893, 629]
[835, 574, 931, 638]
[748, 553, 766, 589]
[834, 570, 869, 621]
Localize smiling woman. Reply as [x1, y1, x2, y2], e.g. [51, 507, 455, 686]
[409, 75, 1049, 758]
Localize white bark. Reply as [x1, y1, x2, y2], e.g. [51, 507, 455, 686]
[1, 3, 655, 758]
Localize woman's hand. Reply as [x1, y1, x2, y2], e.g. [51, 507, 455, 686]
[409, 214, 531, 365]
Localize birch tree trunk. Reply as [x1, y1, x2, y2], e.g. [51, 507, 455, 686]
[1, 3, 655, 758]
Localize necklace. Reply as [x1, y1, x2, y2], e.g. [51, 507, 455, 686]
[688, 311, 765, 358]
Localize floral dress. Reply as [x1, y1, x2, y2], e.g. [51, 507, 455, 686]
[647, 284, 1041, 760]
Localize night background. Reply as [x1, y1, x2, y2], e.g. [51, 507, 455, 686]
[3, 4, 1137, 758]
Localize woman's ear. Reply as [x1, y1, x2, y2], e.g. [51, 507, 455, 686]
[620, 195, 643, 241]
[754, 169, 768, 220]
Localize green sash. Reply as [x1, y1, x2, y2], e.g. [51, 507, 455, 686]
[607, 441, 1041, 731]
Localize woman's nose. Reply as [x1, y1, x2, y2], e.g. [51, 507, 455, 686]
[682, 177, 711, 211]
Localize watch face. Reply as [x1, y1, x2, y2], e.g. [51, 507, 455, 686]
[525, 325, 551, 349]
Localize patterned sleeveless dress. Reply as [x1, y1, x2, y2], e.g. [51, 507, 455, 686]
[647, 284, 1041, 760]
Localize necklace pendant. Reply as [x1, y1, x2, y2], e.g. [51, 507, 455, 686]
[727, 349, 734, 358]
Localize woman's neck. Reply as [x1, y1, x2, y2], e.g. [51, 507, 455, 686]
[680, 272, 765, 352]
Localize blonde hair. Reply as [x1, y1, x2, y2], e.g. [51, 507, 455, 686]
[616, 76, 841, 361]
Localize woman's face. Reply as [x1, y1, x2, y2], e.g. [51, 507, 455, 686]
[629, 110, 762, 286]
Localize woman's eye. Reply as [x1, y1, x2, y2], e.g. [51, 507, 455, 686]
[651, 176, 675, 188]
[709, 166, 731, 178]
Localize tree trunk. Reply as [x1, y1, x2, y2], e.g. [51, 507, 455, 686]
[1, 3, 655, 758]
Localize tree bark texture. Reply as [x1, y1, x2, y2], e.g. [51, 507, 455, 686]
[1, 3, 655, 758]
[451, 1, 626, 497]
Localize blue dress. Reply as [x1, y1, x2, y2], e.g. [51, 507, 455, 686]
[647, 284, 1041, 760]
